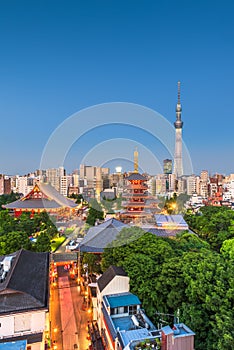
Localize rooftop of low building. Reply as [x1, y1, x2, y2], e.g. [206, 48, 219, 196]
[0, 249, 49, 314]
[104, 292, 141, 309]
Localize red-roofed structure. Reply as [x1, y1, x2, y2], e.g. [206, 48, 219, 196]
[120, 173, 155, 224]
[2, 182, 78, 218]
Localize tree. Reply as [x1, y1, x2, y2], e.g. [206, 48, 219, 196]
[0, 192, 21, 210]
[220, 238, 234, 259]
[18, 212, 34, 236]
[69, 193, 84, 204]
[33, 212, 56, 232]
[184, 206, 234, 251]
[35, 231, 51, 252]
[45, 225, 58, 239]
[102, 225, 234, 349]
[82, 253, 101, 274]
[0, 231, 32, 254]
[180, 249, 231, 349]
[86, 199, 104, 226]
[176, 231, 210, 252]
[0, 210, 18, 235]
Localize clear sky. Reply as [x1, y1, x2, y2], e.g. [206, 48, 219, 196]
[0, 0, 234, 176]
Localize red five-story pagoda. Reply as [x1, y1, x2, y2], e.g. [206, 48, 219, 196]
[120, 148, 155, 225]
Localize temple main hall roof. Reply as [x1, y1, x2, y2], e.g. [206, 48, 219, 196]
[80, 218, 128, 253]
[3, 182, 78, 210]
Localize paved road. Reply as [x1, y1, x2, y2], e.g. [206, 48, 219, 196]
[50, 265, 91, 350]
[70, 282, 91, 350]
[56, 217, 84, 254]
[50, 218, 92, 350]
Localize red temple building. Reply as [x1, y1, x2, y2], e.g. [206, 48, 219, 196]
[120, 173, 156, 224]
[120, 149, 156, 224]
[2, 182, 78, 218]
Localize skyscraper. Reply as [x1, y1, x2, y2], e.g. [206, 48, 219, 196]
[163, 159, 172, 174]
[173, 81, 183, 178]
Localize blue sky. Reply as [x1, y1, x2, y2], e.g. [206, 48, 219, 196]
[0, 0, 234, 175]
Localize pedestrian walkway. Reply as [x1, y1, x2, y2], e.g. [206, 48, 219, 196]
[58, 276, 78, 350]
[55, 268, 91, 350]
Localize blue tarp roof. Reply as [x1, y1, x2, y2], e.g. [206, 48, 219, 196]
[106, 292, 141, 308]
[0, 340, 27, 350]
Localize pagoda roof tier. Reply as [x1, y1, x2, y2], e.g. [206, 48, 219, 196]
[126, 185, 148, 190]
[122, 200, 152, 206]
[122, 192, 149, 198]
[126, 173, 146, 181]
[123, 196, 149, 203]
[122, 205, 157, 211]
[122, 202, 153, 207]
[3, 183, 78, 210]
[120, 211, 153, 216]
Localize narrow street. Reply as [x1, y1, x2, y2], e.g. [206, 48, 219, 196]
[50, 264, 91, 350]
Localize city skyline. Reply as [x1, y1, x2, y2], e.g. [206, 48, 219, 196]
[0, 1, 234, 175]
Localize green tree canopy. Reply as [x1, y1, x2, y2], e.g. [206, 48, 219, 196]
[82, 252, 101, 274]
[184, 206, 234, 251]
[102, 224, 234, 349]
[0, 231, 32, 255]
[86, 198, 104, 226]
[35, 231, 51, 252]
[0, 192, 21, 210]
[0, 210, 18, 235]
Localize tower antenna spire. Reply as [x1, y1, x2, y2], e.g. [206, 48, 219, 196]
[134, 147, 139, 173]
[177, 80, 181, 104]
[173, 81, 183, 178]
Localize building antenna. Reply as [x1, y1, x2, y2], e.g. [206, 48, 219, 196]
[177, 80, 181, 104]
[134, 147, 139, 173]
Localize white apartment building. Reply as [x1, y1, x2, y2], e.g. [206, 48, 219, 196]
[15, 176, 37, 196]
[177, 177, 186, 194]
[200, 181, 208, 198]
[186, 175, 198, 196]
[59, 176, 68, 196]
[155, 174, 167, 195]
[46, 168, 60, 192]
[223, 191, 232, 201]
[200, 170, 209, 183]
[72, 173, 79, 187]
[96, 265, 130, 331]
[45, 167, 72, 196]
[0, 175, 4, 195]
[169, 173, 176, 192]
[223, 177, 234, 200]
[147, 176, 156, 196]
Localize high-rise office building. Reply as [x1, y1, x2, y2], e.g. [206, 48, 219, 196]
[163, 159, 172, 174]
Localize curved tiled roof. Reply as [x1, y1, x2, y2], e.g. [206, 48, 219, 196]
[3, 182, 77, 210]
[3, 198, 61, 209]
[80, 218, 128, 253]
[126, 173, 146, 181]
